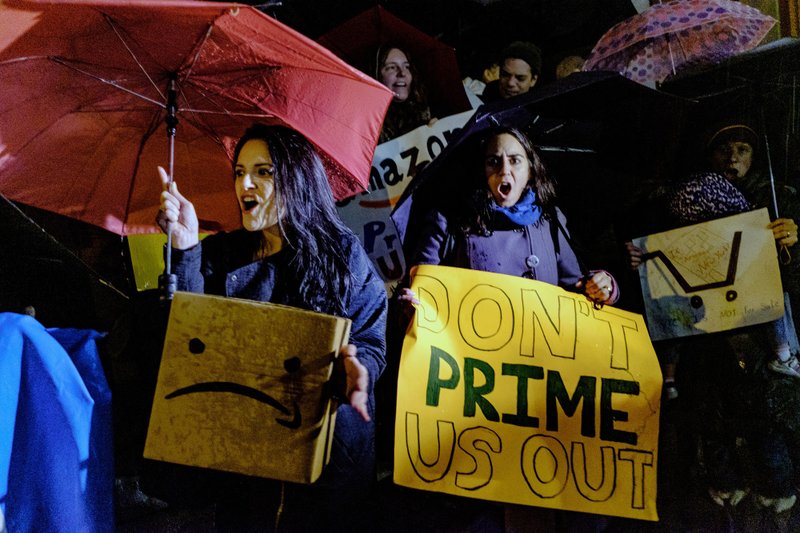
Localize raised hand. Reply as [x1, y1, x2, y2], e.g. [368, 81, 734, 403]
[156, 166, 199, 250]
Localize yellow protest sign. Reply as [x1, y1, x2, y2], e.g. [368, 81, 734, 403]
[127, 233, 167, 291]
[394, 265, 661, 521]
[633, 208, 783, 340]
[127, 233, 209, 291]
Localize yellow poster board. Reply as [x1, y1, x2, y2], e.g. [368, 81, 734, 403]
[144, 291, 350, 484]
[394, 265, 661, 521]
[127, 233, 208, 291]
[633, 208, 783, 341]
[127, 233, 167, 291]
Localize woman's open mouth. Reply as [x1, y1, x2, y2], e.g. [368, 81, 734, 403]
[242, 199, 258, 211]
[722, 168, 739, 179]
[498, 182, 512, 195]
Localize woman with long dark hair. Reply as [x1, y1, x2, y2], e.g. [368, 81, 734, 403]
[157, 123, 387, 530]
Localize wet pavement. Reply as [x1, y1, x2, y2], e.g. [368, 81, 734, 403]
[115, 400, 800, 532]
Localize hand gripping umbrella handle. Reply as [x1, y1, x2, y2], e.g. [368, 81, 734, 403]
[160, 77, 179, 302]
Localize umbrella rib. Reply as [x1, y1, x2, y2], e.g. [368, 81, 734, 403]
[173, 82, 228, 151]
[0, 56, 43, 66]
[171, 76, 268, 159]
[180, 23, 215, 84]
[176, 76, 278, 120]
[180, 109, 276, 118]
[0, 194, 130, 299]
[537, 146, 596, 153]
[104, 13, 165, 102]
[666, 34, 677, 76]
[50, 57, 165, 108]
[123, 115, 163, 233]
[173, 81, 253, 150]
[174, 11, 289, 130]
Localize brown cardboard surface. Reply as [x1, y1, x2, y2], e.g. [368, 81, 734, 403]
[144, 291, 350, 483]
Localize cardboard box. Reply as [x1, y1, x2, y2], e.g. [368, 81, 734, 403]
[144, 291, 350, 484]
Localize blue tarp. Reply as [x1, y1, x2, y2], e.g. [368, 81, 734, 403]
[0, 313, 113, 532]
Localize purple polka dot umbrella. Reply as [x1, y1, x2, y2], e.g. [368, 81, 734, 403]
[584, 0, 775, 87]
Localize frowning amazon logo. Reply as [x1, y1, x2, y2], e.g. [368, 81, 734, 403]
[144, 291, 348, 484]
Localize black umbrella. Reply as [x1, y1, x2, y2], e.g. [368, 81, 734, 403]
[0, 194, 129, 330]
[662, 37, 800, 214]
[391, 71, 694, 257]
[662, 36, 800, 101]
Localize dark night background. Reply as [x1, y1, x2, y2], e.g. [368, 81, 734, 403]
[252, 0, 640, 83]
[3, 2, 800, 532]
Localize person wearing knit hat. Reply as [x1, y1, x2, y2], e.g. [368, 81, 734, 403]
[624, 117, 800, 517]
[632, 119, 800, 376]
[705, 123, 759, 152]
[702, 120, 800, 377]
[704, 122, 759, 182]
[480, 41, 542, 102]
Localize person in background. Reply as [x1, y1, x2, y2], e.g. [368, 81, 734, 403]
[627, 122, 800, 380]
[482, 62, 500, 84]
[481, 41, 542, 102]
[555, 54, 585, 80]
[373, 43, 436, 143]
[157, 123, 387, 531]
[705, 123, 800, 327]
[624, 120, 800, 516]
[462, 60, 499, 99]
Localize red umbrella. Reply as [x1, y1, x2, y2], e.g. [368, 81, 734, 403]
[583, 0, 775, 86]
[0, 0, 393, 235]
[317, 5, 471, 119]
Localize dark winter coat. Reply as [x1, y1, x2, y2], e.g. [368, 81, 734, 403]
[412, 208, 586, 289]
[171, 228, 387, 528]
[172, 229, 387, 401]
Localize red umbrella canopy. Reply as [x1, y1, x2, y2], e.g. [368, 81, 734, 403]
[0, 0, 392, 235]
[318, 5, 471, 119]
[583, 0, 775, 86]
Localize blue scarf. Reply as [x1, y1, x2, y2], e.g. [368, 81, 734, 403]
[489, 188, 542, 226]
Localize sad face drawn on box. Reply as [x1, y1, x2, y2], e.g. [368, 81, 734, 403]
[145, 292, 348, 482]
[163, 336, 304, 429]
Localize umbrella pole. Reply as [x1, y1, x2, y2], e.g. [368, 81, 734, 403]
[765, 133, 780, 218]
[766, 133, 791, 265]
[159, 77, 179, 302]
[762, 119, 791, 264]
